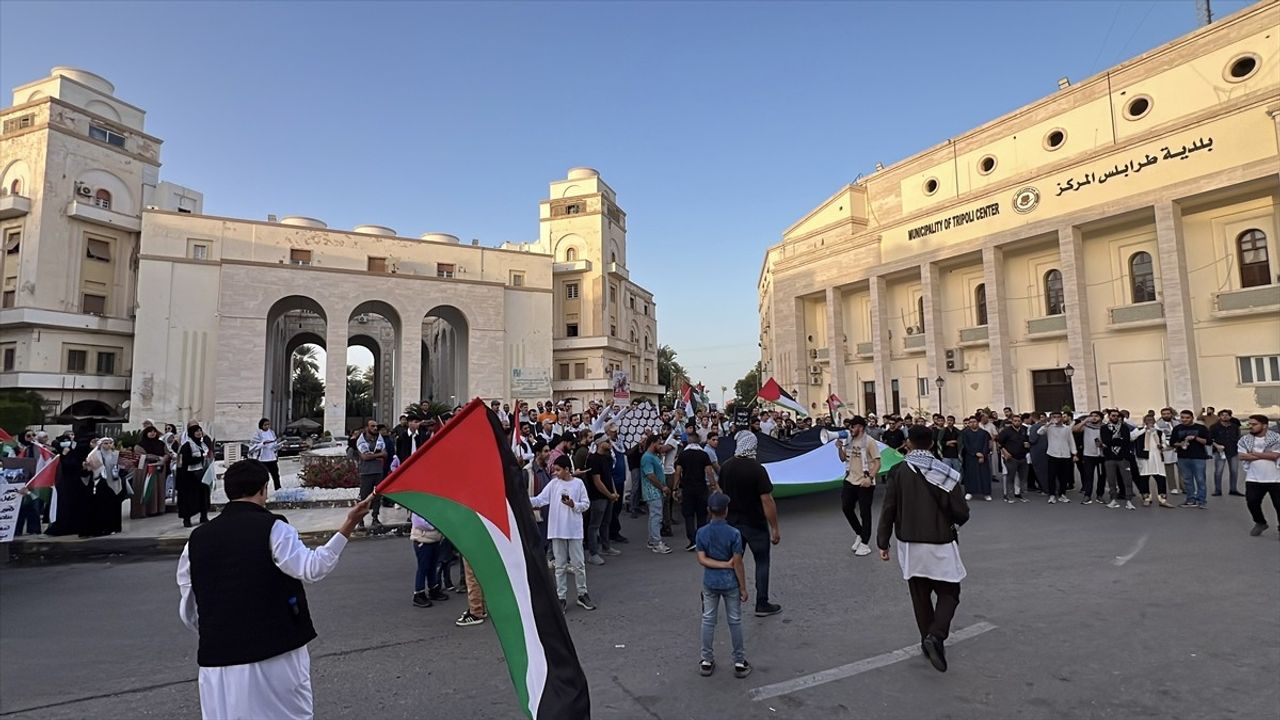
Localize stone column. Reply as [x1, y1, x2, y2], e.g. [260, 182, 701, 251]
[920, 263, 945, 413]
[824, 286, 849, 405]
[982, 246, 1015, 409]
[869, 276, 891, 416]
[399, 319, 423, 412]
[1154, 201, 1201, 411]
[324, 320, 348, 435]
[1057, 225, 1099, 411]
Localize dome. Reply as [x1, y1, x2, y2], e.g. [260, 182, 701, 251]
[353, 224, 397, 236]
[279, 216, 327, 229]
[419, 233, 460, 244]
[51, 67, 115, 95]
[566, 167, 599, 180]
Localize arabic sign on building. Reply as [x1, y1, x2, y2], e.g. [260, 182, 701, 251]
[1053, 136, 1214, 197]
[510, 367, 551, 398]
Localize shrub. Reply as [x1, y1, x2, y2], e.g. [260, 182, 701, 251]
[299, 456, 359, 488]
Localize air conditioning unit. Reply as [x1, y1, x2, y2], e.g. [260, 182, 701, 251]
[356, 314, 369, 324]
[809, 348, 818, 359]
[76, 184, 93, 197]
[810, 365, 822, 374]
[945, 347, 965, 372]
[809, 375, 823, 386]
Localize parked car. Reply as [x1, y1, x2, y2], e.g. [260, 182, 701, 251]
[278, 435, 307, 457]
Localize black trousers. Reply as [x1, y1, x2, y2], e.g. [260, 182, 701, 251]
[908, 577, 961, 641]
[1047, 457, 1074, 497]
[840, 483, 875, 544]
[682, 491, 708, 546]
[735, 523, 772, 610]
[1135, 474, 1168, 496]
[1078, 456, 1101, 497]
[1246, 482, 1280, 525]
[263, 460, 281, 490]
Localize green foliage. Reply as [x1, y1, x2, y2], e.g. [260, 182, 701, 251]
[0, 390, 46, 433]
[290, 345, 324, 421]
[657, 345, 685, 408]
[733, 362, 762, 406]
[299, 456, 359, 488]
[403, 401, 453, 420]
[346, 364, 375, 419]
[114, 429, 143, 449]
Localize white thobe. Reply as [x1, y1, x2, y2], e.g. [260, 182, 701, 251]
[177, 519, 349, 720]
[897, 539, 967, 583]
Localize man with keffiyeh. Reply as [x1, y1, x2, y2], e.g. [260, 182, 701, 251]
[719, 430, 783, 617]
[877, 425, 971, 673]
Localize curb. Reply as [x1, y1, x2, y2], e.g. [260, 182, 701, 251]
[5, 523, 411, 566]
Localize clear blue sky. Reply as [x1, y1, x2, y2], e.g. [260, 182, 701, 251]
[0, 0, 1251, 398]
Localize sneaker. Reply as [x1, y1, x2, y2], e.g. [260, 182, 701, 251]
[588, 554, 605, 566]
[1179, 501, 1197, 508]
[1211, 492, 1223, 497]
[610, 534, 630, 544]
[1107, 500, 1121, 509]
[454, 611, 485, 627]
[1058, 495, 1071, 503]
[1142, 495, 1152, 507]
[1197, 502, 1208, 509]
[602, 547, 622, 556]
[1048, 496, 1057, 504]
[684, 542, 697, 552]
[983, 496, 992, 502]
[854, 542, 872, 557]
[650, 542, 673, 554]
[1170, 488, 1182, 494]
[412, 591, 432, 608]
[734, 661, 753, 679]
[1081, 498, 1094, 505]
[964, 493, 973, 501]
[1250, 522, 1268, 537]
[1003, 496, 1013, 504]
[1017, 495, 1029, 503]
[755, 603, 782, 617]
[428, 587, 450, 602]
[1124, 501, 1136, 511]
[1229, 491, 1245, 497]
[700, 660, 715, 677]
[1158, 495, 1174, 508]
[576, 594, 597, 611]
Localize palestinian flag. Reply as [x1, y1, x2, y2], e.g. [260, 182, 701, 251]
[680, 382, 695, 417]
[826, 394, 845, 415]
[757, 378, 808, 417]
[27, 444, 59, 489]
[870, 438, 905, 476]
[375, 398, 591, 719]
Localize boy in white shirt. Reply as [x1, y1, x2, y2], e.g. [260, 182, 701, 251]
[530, 455, 596, 611]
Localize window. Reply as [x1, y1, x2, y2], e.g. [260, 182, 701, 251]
[2, 347, 14, 371]
[609, 284, 617, 303]
[558, 363, 570, 380]
[643, 302, 649, 316]
[1129, 252, 1156, 303]
[96, 351, 116, 375]
[566, 204, 580, 215]
[565, 247, 578, 262]
[611, 251, 617, 265]
[644, 367, 650, 383]
[977, 155, 997, 175]
[2, 291, 13, 308]
[86, 238, 111, 261]
[5, 230, 18, 255]
[1123, 95, 1153, 121]
[289, 249, 312, 266]
[189, 242, 209, 260]
[436, 263, 455, 279]
[1044, 269, 1065, 316]
[610, 323, 617, 336]
[88, 125, 126, 147]
[93, 188, 112, 210]
[8, 179, 20, 195]
[1237, 229, 1271, 288]
[67, 349, 88, 374]
[630, 329, 637, 343]
[566, 323, 579, 337]
[510, 271, 525, 287]
[644, 333, 651, 351]
[917, 377, 928, 398]
[916, 296, 925, 331]
[629, 296, 636, 310]
[1238, 355, 1280, 385]
[565, 283, 579, 300]
[1224, 53, 1261, 83]
[974, 284, 988, 326]
[923, 177, 939, 195]
[574, 363, 586, 380]
[367, 256, 387, 273]
[3, 114, 34, 133]
[81, 293, 106, 315]
[1043, 128, 1067, 151]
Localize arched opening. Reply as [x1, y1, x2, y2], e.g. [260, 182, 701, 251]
[264, 296, 327, 431]
[1237, 229, 1271, 288]
[1044, 269, 1065, 316]
[565, 247, 578, 262]
[1128, 251, 1156, 303]
[8, 179, 19, 195]
[93, 188, 112, 210]
[348, 301, 402, 431]
[916, 296, 925, 331]
[974, 283, 988, 326]
[421, 305, 469, 407]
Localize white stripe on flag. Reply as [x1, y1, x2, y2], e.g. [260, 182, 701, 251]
[481, 507, 549, 718]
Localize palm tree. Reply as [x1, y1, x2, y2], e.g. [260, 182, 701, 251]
[292, 345, 321, 379]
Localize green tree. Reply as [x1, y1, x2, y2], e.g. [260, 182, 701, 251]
[290, 345, 324, 421]
[733, 362, 762, 406]
[0, 390, 47, 432]
[657, 344, 686, 408]
[346, 365, 374, 419]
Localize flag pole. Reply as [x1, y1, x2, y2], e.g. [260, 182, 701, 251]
[827, 383, 836, 425]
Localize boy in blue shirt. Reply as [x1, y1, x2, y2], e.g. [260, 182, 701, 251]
[695, 492, 751, 678]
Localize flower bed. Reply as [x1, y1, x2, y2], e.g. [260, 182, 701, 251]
[299, 456, 359, 489]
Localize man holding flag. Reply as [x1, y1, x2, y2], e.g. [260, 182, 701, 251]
[836, 416, 880, 556]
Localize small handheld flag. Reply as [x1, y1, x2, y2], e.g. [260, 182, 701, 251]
[757, 378, 808, 417]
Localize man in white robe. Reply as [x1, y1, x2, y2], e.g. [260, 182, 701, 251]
[177, 460, 372, 720]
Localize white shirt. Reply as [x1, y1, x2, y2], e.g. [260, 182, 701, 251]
[760, 419, 777, 437]
[1239, 431, 1280, 483]
[897, 538, 967, 583]
[176, 518, 349, 633]
[1039, 423, 1075, 459]
[251, 429, 279, 463]
[529, 476, 590, 540]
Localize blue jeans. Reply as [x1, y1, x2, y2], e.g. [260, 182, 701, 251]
[701, 585, 745, 663]
[413, 540, 440, 593]
[647, 494, 664, 545]
[1178, 458, 1207, 503]
[943, 458, 962, 475]
[1213, 454, 1240, 494]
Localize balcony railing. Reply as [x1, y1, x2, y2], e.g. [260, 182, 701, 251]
[958, 326, 989, 344]
[1108, 301, 1164, 327]
[855, 341, 873, 357]
[552, 259, 592, 274]
[1027, 314, 1067, 336]
[1214, 284, 1280, 314]
[0, 193, 31, 219]
[903, 333, 926, 351]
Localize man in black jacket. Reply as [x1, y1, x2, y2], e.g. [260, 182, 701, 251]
[877, 425, 970, 673]
[1101, 409, 1137, 509]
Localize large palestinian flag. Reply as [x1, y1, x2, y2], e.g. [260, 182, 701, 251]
[715, 429, 904, 497]
[375, 399, 591, 719]
[757, 378, 808, 417]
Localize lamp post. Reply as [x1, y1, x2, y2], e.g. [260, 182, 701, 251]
[1062, 363, 1076, 414]
[935, 375, 945, 415]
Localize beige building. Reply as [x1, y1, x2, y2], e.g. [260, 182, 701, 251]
[759, 2, 1280, 419]
[0, 67, 201, 426]
[1, 67, 662, 435]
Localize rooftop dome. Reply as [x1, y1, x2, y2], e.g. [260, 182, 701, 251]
[419, 232, 460, 244]
[279, 216, 327, 229]
[51, 67, 115, 95]
[566, 167, 599, 180]
[353, 224, 397, 236]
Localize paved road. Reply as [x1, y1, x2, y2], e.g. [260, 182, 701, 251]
[2, 487, 1277, 719]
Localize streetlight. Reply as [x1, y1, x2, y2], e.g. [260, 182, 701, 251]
[935, 375, 945, 414]
[1063, 363, 1075, 378]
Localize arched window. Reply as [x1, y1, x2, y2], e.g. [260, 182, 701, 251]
[974, 284, 988, 326]
[565, 247, 577, 262]
[916, 296, 925, 331]
[1129, 252, 1156, 303]
[610, 251, 617, 265]
[1238, 229, 1271, 288]
[1044, 269, 1065, 316]
[8, 179, 19, 196]
[93, 188, 112, 210]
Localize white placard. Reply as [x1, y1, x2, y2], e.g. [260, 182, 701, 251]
[0, 483, 24, 543]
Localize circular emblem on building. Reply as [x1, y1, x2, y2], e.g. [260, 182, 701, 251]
[1012, 186, 1040, 214]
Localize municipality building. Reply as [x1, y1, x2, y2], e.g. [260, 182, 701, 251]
[758, 1, 1280, 419]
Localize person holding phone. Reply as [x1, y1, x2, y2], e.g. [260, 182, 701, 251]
[837, 416, 880, 556]
[1172, 409, 1212, 508]
[529, 455, 595, 612]
[1038, 412, 1077, 503]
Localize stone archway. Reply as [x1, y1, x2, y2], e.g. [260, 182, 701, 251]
[264, 296, 327, 427]
[421, 305, 469, 406]
[349, 301, 401, 426]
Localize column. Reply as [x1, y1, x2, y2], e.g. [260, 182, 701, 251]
[399, 319, 423, 412]
[920, 263, 945, 413]
[869, 276, 891, 416]
[982, 246, 1015, 409]
[324, 320, 348, 435]
[1057, 225, 1099, 411]
[1154, 201, 1201, 411]
[824, 286, 849, 405]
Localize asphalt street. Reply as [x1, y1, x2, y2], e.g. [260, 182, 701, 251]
[1, 486, 1277, 720]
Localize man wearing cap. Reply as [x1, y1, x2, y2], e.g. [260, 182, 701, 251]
[718, 430, 782, 617]
[177, 460, 373, 719]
